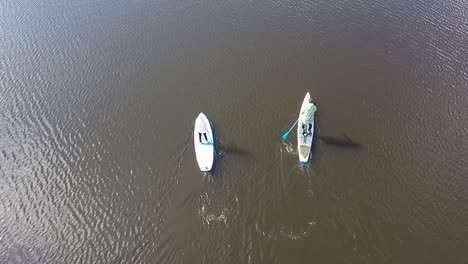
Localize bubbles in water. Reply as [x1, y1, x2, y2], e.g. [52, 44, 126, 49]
[199, 204, 228, 225]
[282, 142, 296, 154]
[197, 191, 230, 226]
[255, 221, 317, 241]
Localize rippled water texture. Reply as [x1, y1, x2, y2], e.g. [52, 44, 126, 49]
[1, 0, 467, 263]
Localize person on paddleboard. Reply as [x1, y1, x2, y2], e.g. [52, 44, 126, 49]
[300, 97, 317, 136]
[198, 132, 208, 143]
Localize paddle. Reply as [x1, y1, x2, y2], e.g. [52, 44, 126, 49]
[282, 119, 299, 140]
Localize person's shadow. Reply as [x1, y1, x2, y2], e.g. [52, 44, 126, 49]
[317, 133, 361, 148]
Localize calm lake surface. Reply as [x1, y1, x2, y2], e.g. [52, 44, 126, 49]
[1, 0, 467, 263]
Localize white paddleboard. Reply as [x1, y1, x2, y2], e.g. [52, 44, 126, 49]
[297, 92, 316, 163]
[194, 112, 215, 171]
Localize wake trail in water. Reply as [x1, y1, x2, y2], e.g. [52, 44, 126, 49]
[173, 125, 194, 165]
[153, 125, 195, 234]
[123, 126, 193, 264]
[251, 141, 319, 241]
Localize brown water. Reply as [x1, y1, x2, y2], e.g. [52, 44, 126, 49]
[1, 0, 467, 263]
